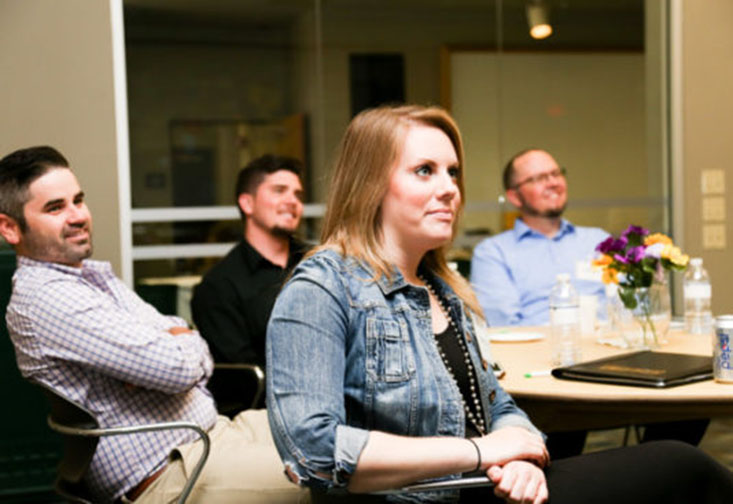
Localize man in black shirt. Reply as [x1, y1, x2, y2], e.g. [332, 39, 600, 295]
[191, 155, 306, 410]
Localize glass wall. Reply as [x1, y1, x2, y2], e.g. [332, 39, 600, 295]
[124, 0, 667, 296]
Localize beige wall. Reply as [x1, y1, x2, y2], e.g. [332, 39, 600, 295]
[300, 4, 497, 204]
[451, 51, 651, 235]
[681, 0, 733, 315]
[0, 0, 125, 275]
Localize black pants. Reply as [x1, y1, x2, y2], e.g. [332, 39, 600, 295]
[545, 418, 711, 460]
[463, 441, 733, 503]
[641, 418, 710, 444]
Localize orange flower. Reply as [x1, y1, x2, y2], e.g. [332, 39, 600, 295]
[601, 267, 619, 285]
[644, 233, 672, 246]
[592, 254, 613, 268]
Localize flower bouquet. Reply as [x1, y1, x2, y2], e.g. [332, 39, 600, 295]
[593, 225, 689, 347]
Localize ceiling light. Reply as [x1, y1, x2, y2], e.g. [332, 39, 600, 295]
[526, 1, 553, 40]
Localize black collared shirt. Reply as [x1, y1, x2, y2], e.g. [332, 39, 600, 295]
[191, 238, 306, 369]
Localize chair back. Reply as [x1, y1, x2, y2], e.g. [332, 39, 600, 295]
[209, 363, 265, 417]
[39, 385, 98, 484]
[37, 383, 210, 504]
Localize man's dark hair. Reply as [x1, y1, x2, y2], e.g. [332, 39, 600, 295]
[235, 154, 303, 218]
[502, 147, 538, 191]
[0, 146, 70, 230]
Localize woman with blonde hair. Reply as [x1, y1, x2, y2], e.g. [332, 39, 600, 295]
[266, 104, 733, 503]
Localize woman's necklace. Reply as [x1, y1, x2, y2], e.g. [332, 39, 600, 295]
[420, 275, 486, 436]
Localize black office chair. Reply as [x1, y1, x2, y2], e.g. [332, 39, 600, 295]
[208, 363, 265, 417]
[39, 384, 210, 504]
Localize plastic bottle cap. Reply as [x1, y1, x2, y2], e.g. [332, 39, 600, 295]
[690, 257, 702, 266]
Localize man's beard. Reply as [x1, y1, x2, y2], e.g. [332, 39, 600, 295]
[23, 230, 93, 265]
[271, 225, 297, 239]
[537, 206, 565, 218]
[519, 196, 566, 219]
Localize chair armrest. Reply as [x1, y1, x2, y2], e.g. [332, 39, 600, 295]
[374, 475, 492, 495]
[47, 417, 210, 504]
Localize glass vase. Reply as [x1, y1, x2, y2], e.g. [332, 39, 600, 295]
[618, 283, 671, 349]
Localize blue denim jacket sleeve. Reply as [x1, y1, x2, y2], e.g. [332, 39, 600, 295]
[266, 257, 369, 490]
[487, 374, 543, 435]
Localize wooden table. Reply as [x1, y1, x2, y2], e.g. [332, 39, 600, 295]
[482, 327, 733, 433]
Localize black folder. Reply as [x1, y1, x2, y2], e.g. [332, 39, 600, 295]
[551, 351, 713, 388]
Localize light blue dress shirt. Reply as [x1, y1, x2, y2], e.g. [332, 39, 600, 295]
[470, 219, 609, 327]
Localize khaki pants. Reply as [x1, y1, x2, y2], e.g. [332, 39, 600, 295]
[137, 410, 309, 504]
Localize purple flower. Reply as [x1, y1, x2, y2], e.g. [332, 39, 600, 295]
[596, 237, 614, 253]
[613, 253, 628, 264]
[626, 246, 645, 263]
[596, 236, 628, 254]
[621, 225, 649, 238]
[596, 237, 613, 253]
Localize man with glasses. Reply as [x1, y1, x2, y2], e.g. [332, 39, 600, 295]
[470, 148, 607, 328]
[470, 148, 708, 459]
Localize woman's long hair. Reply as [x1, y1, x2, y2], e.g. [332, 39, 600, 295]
[314, 104, 482, 316]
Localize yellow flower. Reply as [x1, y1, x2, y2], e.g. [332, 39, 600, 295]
[602, 267, 619, 284]
[644, 233, 673, 246]
[662, 244, 689, 267]
[592, 254, 613, 268]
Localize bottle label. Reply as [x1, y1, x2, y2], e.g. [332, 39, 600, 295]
[685, 284, 711, 299]
[551, 306, 579, 325]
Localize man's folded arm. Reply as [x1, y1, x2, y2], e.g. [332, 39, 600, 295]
[26, 280, 213, 393]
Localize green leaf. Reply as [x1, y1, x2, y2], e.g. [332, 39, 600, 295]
[661, 257, 687, 272]
[627, 233, 643, 248]
[641, 257, 657, 274]
[619, 286, 638, 310]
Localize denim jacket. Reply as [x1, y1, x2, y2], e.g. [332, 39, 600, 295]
[266, 250, 541, 502]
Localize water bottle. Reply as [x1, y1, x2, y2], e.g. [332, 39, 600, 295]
[604, 282, 623, 332]
[550, 273, 582, 366]
[684, 257, 712, 335]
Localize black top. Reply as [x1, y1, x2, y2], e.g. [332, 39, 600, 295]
[435, 323, 484, 439]
[191, 237, 307, 369]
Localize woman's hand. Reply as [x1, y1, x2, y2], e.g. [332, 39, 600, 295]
[475, 426, 549, 469]
[488, 460, 548, 504]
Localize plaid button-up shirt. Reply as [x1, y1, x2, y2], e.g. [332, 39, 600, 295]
[6, 257, 217, 502]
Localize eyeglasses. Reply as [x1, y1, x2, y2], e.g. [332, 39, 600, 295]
[512, 167, 567, 189]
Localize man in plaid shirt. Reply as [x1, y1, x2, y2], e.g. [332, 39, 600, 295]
[0, 146, 306, 503]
